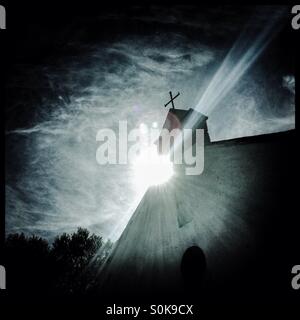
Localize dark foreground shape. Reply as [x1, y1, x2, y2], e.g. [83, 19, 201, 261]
[181, 246, 207, 288]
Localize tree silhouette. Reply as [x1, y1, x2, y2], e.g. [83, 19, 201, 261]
[4, 228, 111, 298]
[51, 228, 104, 295]
[4, 233, 51, 296]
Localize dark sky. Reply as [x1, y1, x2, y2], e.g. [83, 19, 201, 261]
[5, 5, 295, 240]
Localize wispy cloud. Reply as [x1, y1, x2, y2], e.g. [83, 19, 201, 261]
[5, 6, 294, 240]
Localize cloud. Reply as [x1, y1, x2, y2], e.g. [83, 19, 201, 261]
[5, 32, 216, 240]
[5, 7, 295, 240]
[282, 75, 295, 94]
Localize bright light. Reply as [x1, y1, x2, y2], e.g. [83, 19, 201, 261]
[184, 7, 286, 131]
[139, 123, 148, 134]
[132, 145, 174, 190]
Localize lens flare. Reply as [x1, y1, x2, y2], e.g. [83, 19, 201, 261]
[185, 6, 286, 131]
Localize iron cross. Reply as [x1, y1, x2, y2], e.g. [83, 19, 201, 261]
[164, 91, 180, 109]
